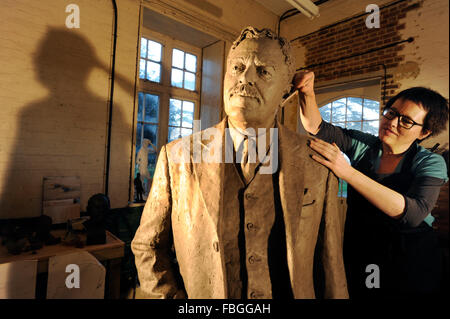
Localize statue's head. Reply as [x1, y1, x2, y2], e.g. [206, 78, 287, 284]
[142, 139, 151, 148]
[224, 26, 295, 128]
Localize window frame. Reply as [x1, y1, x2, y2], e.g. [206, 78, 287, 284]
[136, 91, 161, 149]
[167, 97, 196, 142]
[139, 37, 163, 83]
[131, 30, 202, 201]
[137, 31, 201, 144]
[319, 95, 380, 135]
[170, 48, 198, 91]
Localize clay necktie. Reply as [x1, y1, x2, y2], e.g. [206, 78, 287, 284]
[241, 137, 257, 184]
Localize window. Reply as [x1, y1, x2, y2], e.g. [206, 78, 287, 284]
[140, 38, 162, 82]
[135, 92, 159, 178]
[171, 49, 197, 91]
[320, 97, 380, 135]
[319, 97, 380, 197]
[133, 32, 201, 201]
[168, 98, 194, 142]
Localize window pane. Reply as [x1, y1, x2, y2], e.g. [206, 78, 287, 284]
[138, 92, 144, 122]
[172, 49, 184, 68]
[184, 72, 196, 91]
[332, 98, 346, 122]
[148, 153, 157, 177]
[185, 53, 197, 72]
[136, 122, 142, 147]
[146, 61, 161, 82]
[334, 122, 346, 129]
[340, 180, 348, 198]
[148, 40, 162, 62]
[168, 126, 181, 142]
[139, 59, 146, 79]
[346, 121, 362, 130]
[363, 99, 380, 120]
[362, 120, 379, 136]
[347, 97, 363, 121]
[171, 68, 183, 88]
[181, 128, 193, 137]
[143, 124, 158, 147]
[319, 103, 331, 122]
[144, 94, 159, 123]
[140, 38, 147, 58]
[182, 101, 194, 128]
[169, 99, 182, 126]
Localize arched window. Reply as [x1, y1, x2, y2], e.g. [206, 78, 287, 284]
[319, 96, 381, 197]
[319, 97, 380, 135]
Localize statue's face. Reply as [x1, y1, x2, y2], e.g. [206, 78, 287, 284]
[224, 38, 290, 128]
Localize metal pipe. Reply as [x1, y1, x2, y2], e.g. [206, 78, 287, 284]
[105, 0, 118, 196]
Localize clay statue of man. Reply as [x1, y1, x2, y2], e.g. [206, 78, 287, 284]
[131, 27, 348, 299]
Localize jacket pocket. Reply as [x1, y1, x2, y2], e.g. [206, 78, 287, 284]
[302, 188, 316, 207]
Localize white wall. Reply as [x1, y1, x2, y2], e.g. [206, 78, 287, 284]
[0, 0, 278, 218]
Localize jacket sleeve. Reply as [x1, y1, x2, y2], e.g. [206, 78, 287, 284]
[321, 170, 349, 299]
[131, 145, 186, 299]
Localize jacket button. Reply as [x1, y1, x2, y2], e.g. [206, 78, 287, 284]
[213, 241, 219, 252]
[246, 222, 254, 230]
[250, 291, 262, 298]
[248, 255, 255, 264]
[245, 193, 256, 200]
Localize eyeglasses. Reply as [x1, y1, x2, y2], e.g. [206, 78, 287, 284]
[382, 108, 424, 129]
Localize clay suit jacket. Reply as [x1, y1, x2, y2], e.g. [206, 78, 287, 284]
[131, 118, 348, 299]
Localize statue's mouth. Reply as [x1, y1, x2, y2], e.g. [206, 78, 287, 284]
[229, 92, 260, 103]
[229, 84, 261, 104]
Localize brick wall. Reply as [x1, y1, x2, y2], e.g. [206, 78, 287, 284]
[292, 0, 419, 105]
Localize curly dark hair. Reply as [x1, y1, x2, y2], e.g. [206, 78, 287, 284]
[383, 87, 449, 137]
[231, 26, 295, 81]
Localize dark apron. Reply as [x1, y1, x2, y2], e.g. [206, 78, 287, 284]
[344, 142, 443, 298]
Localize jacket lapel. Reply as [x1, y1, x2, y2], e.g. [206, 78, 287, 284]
[192, 119, 227, 231]
[277, 123, 307, 251]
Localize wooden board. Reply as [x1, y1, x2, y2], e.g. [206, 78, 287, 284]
[43, 176, 81, 224]
[0, 230, 124, 269]
[43, 202, 80, 224]
[43, 176, 81, 201]
[47, 251, 105, 299]
[0, 260, 37, 299]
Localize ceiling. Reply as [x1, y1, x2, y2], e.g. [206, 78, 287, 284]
[253, 0, 296, 16]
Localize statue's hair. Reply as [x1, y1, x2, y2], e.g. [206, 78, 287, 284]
[231, 26, 296, 81]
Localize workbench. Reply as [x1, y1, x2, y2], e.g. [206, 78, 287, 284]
[0, 229, 125, 299]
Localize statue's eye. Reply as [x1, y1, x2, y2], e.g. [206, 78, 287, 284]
[257, 66, 271, 77]
[232, 63, 244, 73]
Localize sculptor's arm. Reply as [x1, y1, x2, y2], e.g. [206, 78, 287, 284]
[131, 145, 186, 299]
[293, 71, 322, 134]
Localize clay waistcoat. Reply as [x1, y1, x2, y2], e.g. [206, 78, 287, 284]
[220, 161, 292, 299]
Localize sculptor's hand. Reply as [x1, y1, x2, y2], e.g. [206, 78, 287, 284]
[308, 137, 353, 180]
[293, 71, 315, 97]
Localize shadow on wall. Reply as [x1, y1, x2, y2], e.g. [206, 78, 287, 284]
[0, 27, 133, 219]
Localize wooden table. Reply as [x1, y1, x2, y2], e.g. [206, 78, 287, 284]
[0, 229, 125, 299]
